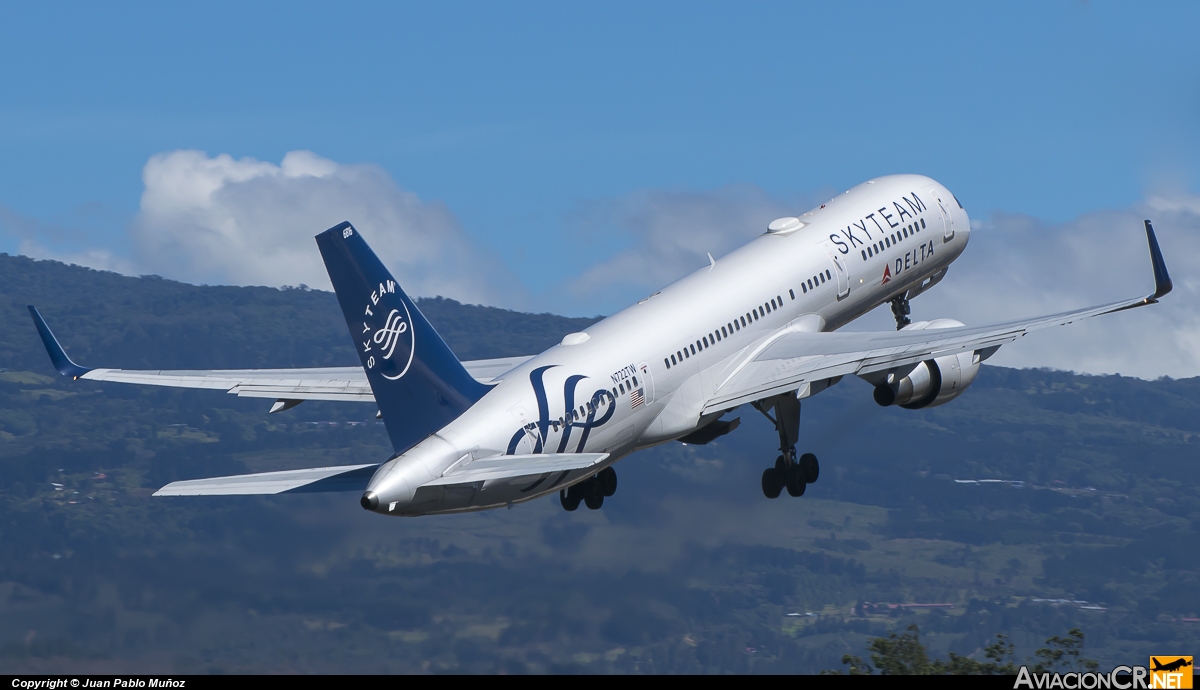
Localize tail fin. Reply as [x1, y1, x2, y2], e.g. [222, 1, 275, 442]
[316, 222, 490, 454]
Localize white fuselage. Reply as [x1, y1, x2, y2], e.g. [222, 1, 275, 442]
[366, 174, 971, 515]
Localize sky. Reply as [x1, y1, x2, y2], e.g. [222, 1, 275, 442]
[1, 2, 1199, 378]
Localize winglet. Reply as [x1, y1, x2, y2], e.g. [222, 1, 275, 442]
[1145, 220, 1172, 301]
[27, 306, 91, 379]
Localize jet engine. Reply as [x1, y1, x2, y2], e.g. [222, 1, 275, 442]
[871, 319, 982, 409]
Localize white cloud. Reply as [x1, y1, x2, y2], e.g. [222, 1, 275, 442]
[0, 204, 137, 275]
[129, 150, 525, 306]
[566, 185, 824, 307]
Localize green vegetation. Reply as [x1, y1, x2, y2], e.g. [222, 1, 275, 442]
[828, 626, 1097, 675]
[0, 253, 1197, 672]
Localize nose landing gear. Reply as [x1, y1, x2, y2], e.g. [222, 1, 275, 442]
[560, 466, 617, 511]
[754, 395, 820, 500]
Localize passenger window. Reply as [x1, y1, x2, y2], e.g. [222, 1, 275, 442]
[632, 376, 638, 386]
[587, 402, 594, 414]
[671, 354, 676, 365]
[690, 344, 697, 355]
[920, 218, 926, 229]
[789, 290, 795, 299]
[721, 326, 728, 337]
[734, 321, 740, 331]
[801, 284, 807, 294]
[826, 270, 831, 280]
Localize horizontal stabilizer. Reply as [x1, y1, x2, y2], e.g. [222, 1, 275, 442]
[424, 453, 608, 486]
[154, 463, 379, 496]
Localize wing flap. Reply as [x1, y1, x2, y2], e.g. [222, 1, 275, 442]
[423, 453, 608, 486]
[154, 463, 379, 496]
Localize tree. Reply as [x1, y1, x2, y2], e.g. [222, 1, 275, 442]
[1031, 629, 1099, 674]
[826, 625, 1093, 675]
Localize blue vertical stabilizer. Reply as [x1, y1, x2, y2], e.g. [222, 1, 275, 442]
[316, 222, 490, 454]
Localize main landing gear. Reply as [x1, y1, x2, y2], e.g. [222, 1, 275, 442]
[560, 467, 617, 511]
[889, 294, 912, 330]
[754, 394, 820, 500]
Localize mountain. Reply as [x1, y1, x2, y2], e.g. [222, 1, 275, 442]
[0, 254, 1196, 673]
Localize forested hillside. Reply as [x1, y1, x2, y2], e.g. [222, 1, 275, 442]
[0, 254, 1196, 673]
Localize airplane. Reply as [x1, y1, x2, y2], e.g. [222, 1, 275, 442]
[28, 174, 1172, 516]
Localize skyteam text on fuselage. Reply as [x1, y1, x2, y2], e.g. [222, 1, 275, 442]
[29, 175, 1173, 516]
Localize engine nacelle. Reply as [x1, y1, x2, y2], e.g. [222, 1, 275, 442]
[872, 319, 982, 409]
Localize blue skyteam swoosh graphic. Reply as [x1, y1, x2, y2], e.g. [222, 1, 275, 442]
[506, 366, 615, 456]
[555, 374, 587, 453]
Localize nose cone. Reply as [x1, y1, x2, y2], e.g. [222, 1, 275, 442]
[360, 491, 379, 511]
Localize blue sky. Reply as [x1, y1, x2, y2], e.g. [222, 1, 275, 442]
[3, 2, 1200, 376]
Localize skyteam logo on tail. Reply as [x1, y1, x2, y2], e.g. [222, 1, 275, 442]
[361, 280, 415, 380]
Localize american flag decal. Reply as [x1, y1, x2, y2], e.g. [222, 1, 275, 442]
[630, 388, 645, 409]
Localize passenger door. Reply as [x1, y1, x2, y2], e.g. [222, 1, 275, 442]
[825, 242, 851, 300]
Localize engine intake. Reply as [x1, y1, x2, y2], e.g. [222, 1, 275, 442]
[872, 319, 982, 409]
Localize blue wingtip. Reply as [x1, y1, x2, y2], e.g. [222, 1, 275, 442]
[27, 306, 91, 379]
[1144, 220, 1172, 301]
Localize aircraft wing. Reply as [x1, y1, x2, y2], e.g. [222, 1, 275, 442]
[154, 453, 608, 497]
[702, 220, 1172, 415]
[27, 306, 531, 404]
[154, 463, 380, 496]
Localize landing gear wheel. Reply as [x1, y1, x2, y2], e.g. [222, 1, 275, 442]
[800, 453, 819, 484]
[560, 488, 581, 512]
[598, 467, 617, 497]
[889, 294, 912, 330]
[761, 468, 783, 499]
[785, 466, 807, 497]
[584, 484, 604, 510]
[774, 455, 788, 474]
